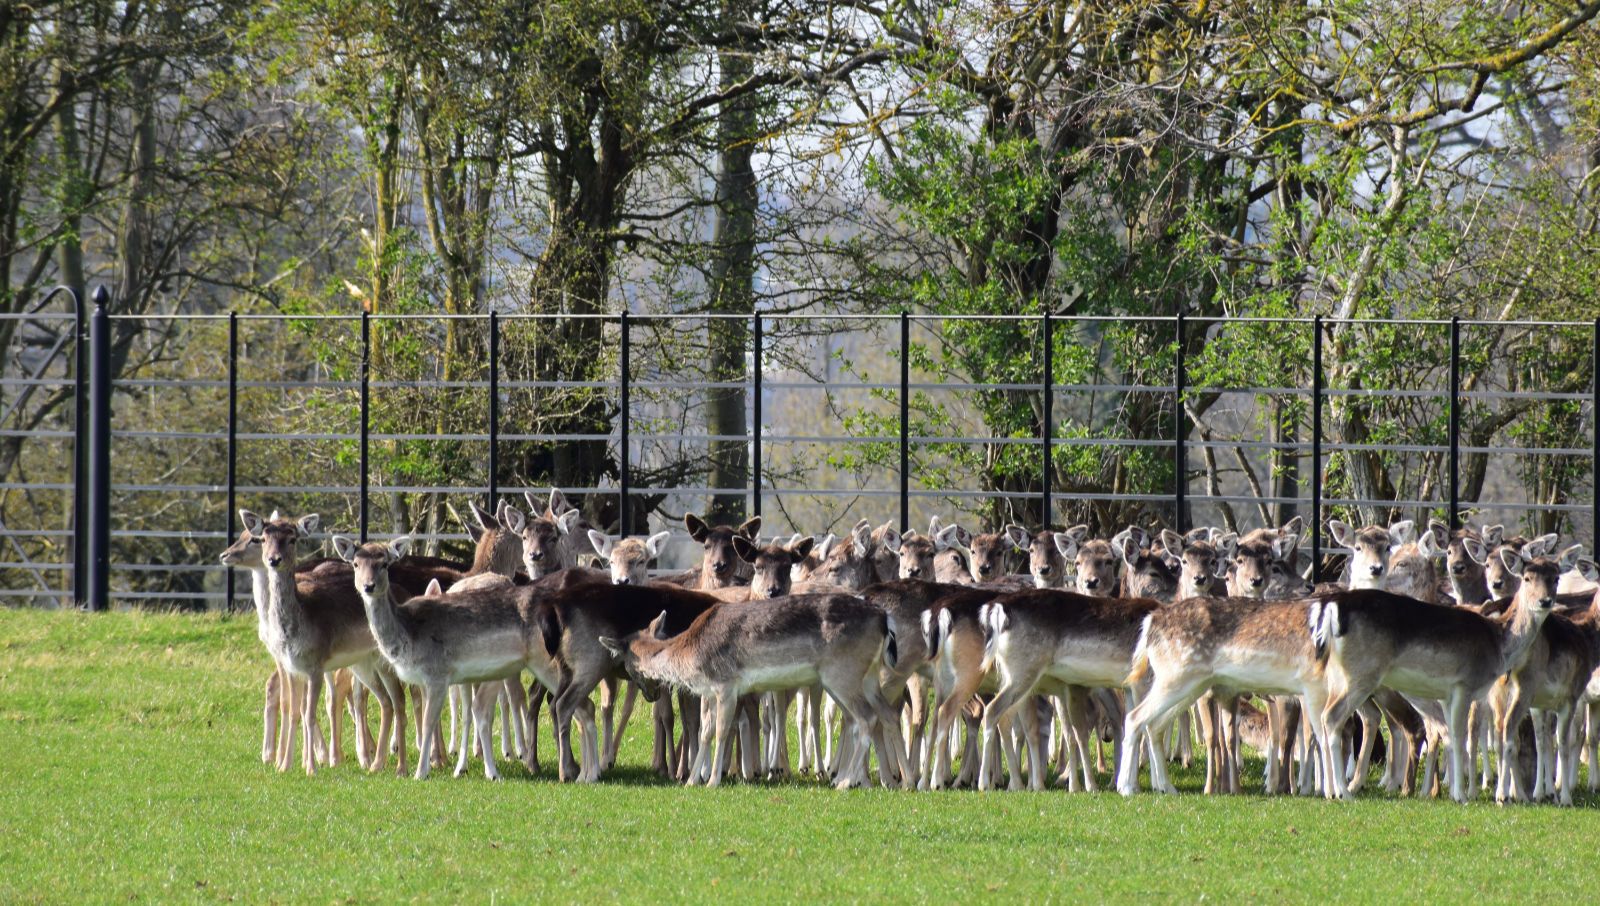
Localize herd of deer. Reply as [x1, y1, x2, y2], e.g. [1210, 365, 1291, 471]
[220, 488, 1600, 805]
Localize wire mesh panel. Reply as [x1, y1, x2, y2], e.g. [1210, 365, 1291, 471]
[5, 308, 1597, 609]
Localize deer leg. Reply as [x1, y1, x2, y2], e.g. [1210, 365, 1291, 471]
[455, 683, 478, 778]
[261, 670, 280, 765]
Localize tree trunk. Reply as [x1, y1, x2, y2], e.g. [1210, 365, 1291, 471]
[704, 7, 755, 527]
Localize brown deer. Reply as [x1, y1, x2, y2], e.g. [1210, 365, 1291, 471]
[336, 535, 589, 781]
[599, 593, 909, 789]
[1317, 548, 1568, 803]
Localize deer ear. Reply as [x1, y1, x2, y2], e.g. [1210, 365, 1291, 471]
[465, 523, 485, 543]
[1499, 547, 1526, 575]
[1272, 533, 1299, 562]
[1213, 553, 1231, 579]
[1065, 524, 1090, 544]
[588, 530, 614, 560]
[1577, 559, 1600, 583]
[1418, 531, 1444, 559]
[1526, 533, 1560, 559]
[502, 504, 527, 534]
[1462, 536, 1488, 565]
[240, 509, 264, 537]
[1328, 519, 1353, 548]
[1005, 525, 1029, 552]
[1388, 520, 1416, 547]
[649, 610, 671, 640]
[268, 509, 282, 522]
[388, 536, 413, 562]
[523, 490, 542, 515]
[927, 514, 943, 536]
[470, 500, 496, 532]
[790, 536, 815, 563]
[1558, 544, 1584, 573]
[1482, 524, 1505, 548]
[645, 530, 671, 559]
[684, 514, 709, 543]
[736, 516, 761, 540]
[549, 488, 572, 515]
[852, 522, 872, 559]
[1159, 529, 1185, 559]
[881, 528, 903, 554]
[813, 534, 835, 562]
[598, 636, 625, 658]
[556, 510, 581, 535]
[332, 535, 357, 563]
[732, 536, 758, 564]
[1279, 515, 1304, 538]
[1216, 533, 1239, 559]
[1116, 534, 1139, 568]
[1053, 532, 1078, 559]
[1127, 525, 1150, 551]
[954, 524, 973, 548]
[425, 578, 443, 596]
[296, 514, 320, 536]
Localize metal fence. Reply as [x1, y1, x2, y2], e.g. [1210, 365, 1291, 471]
[2, 286, 1596, 610]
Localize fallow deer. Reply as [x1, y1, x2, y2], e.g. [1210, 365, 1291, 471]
[247, 511, 408, 777]
[598, 593, 909, 789]
[336, 535, 589, 781]
[1317, 548, 1568, 803]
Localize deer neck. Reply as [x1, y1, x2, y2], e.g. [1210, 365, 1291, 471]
[247, 564, 272, 640]
[635, 638, 694, 689]
[263, 563, 304, 646]
[356, 577, 412, 665]
[1497, 595, 1549, 675]
[1451, 571, 1489, 606]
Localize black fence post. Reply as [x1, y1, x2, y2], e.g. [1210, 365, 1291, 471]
[1173, 311, 1187, 532]
[619, 310, 630, 534]
[1042, 311, 1053, 528]
[751, 313, 762, 520]
[87, 287, 111, 611]
[1311, 315, 1324, 584]
[225, 312, 238, 612]
[899, 311, 910, 533]
[72, 287, 87, 608]
[1593, 317, 1598, 552]
[488, 311, 499, 510]
[1448, 316, 1461, 531]
[359, 311, 370, 543]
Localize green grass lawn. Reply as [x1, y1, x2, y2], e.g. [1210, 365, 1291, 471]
[4, 608, 1599, 903]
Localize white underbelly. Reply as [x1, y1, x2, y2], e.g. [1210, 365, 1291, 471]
[1044, 655, 1129, 688]
[740, 663, 820, 693]
[1381, 666, 1451, 700]
[1212, 651, 1308, 695]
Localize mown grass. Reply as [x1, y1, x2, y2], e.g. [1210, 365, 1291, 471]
[3, 608, 1600, 903]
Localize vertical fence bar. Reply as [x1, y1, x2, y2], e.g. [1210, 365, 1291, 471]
[1448, 316, 1461, 531]
[619, 311, 630, 533]
[72, 288, 87, 608]
[487, 311, 499, 509]
[1593, 317, 1598, 552]
[87, 287, 111, 611]
[225, 312, 238, 611]
[751, 313, 762, 520]
[1311, 315, 1324, 583]
[899, 311, 910, 533]
[1042, 312, 1053, 528]
[1173, 311, 1187, 532]
[359, 311, 370, 543]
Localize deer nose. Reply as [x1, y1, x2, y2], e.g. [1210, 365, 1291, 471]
[362, 582, 375, 594]
[1368, 564, 1383, 575]
[712, 561, 728, 573]
[266, 555, 282, 567]
[615, 576, 630, 585]
[528, 550, 544, 561]
[1036, 565, 1052, 576]
[1451, 563, 1466, 575]
[1540, 596, 1555, 608]
[1249, 576, 1264, 587]
[1083, 578, 1099, 589]
[906, 567, 922, 578]
[766, 587, 782, 598]
[978, 565, 992, 575]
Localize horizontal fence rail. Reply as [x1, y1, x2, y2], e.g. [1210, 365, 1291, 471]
[2, 292, 1596, 610]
